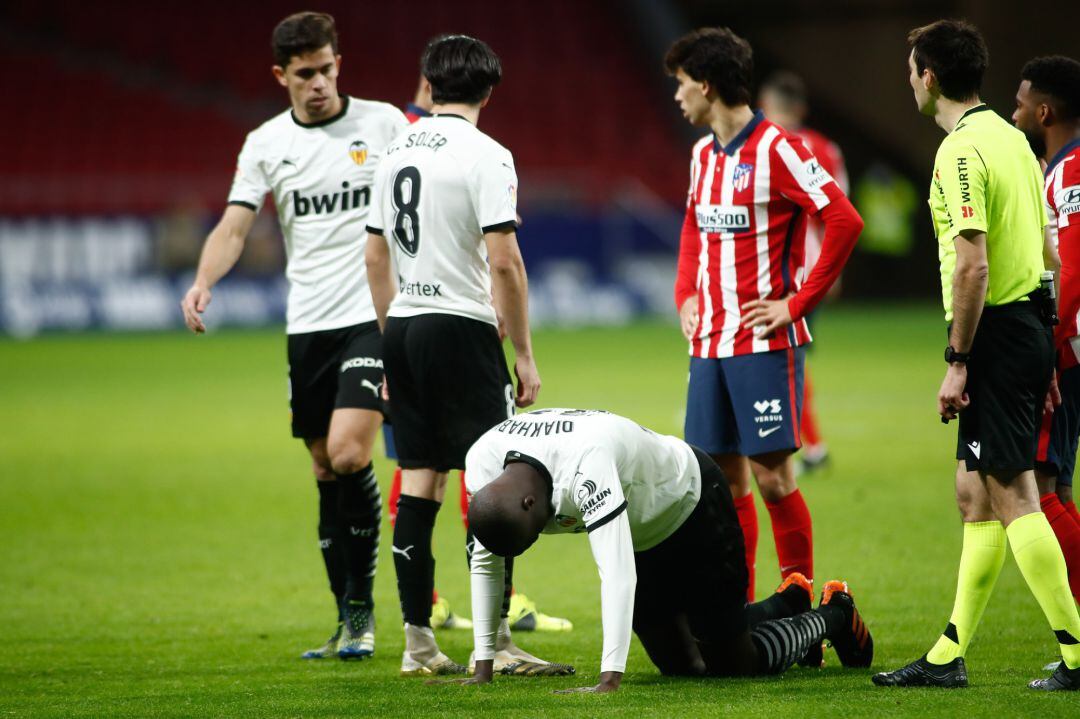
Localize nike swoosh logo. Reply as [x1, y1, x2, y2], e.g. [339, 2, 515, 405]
[758, 426, 782, 438]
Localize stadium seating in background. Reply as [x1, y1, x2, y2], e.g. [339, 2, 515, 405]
[0, 0, 685, 215]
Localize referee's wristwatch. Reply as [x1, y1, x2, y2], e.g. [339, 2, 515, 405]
[944, 346, 970, 364]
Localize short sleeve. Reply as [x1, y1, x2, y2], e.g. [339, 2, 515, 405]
[571, 448, 627, 533]
[365, 160, 391, 236]
[934, 141, 988, 236]
[773, 136, 843, 216]
[227, 134, 270, 212]
[470, 148, 519, 233]
[1055, 160, 1080, 230]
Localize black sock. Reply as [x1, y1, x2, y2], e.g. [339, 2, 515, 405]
[501, 556, 515, 619]
[393, 494, 440, 627]
[750, 611, 828, 674]
[815, 602, 845, 637]
[744, 585, 808, 626]
[317, 480, 347, 619]
[337, 464, 381, 606]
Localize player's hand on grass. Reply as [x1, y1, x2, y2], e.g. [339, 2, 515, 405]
[938, 364, 969, 422]
[554, 671, 621, 694]
[739, 297, 793, 336]
[679, 297, 699, 341]
[181, 285, 212, 334]
[514, 355, 541, 408]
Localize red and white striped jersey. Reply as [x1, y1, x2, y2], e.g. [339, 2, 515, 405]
[1046, 140, 1080, 369]
[675, 111, 846, 358]
[792, 127, 848, 274]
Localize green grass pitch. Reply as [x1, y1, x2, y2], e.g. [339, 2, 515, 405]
[1, 304, 1076, 717]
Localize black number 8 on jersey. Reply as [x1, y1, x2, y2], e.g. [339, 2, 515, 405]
[392, 166, 421, 257]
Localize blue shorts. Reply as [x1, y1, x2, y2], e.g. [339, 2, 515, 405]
[685, 347, 805, 457]
[382, 423, 398, 461]
[1036, 364, 1080, 487]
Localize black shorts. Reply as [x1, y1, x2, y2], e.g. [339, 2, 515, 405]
[632, 447, 749, 644]
[287, 321, 384, 439]
[957, 302, 1054, 473]
[383, 313, 513, 472]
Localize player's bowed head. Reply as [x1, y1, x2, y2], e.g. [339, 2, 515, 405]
[468, 462, 552, 558]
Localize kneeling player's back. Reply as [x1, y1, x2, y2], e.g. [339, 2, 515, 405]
[368, 115, 518, 325]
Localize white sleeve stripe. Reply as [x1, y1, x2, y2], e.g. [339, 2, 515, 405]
[776, 138, 830, 210]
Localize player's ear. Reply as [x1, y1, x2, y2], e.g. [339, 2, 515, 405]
[272, 65, 288, 88]
[922, 68, 936, 94]
[334, 54, 342, 74]
[1039, 102, 1054, 127]
[522, 495, 535, 511]
[479, 89, 492, 109]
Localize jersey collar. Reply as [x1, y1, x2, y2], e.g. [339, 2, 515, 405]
[1046, 138, 1080, 177]
[406, 102, 432, 118]
[503, 451, 553, 486]
[291, 94, 350, 128]
[954, 103, 990, 131]
[712, 109, 765, 156]
[431, 113, 469, 122]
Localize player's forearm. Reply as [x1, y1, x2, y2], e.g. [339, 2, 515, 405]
[787, 197, 862, 320]
[364, 233, 395, 330]
[470, 544, 504, 663]
[674, 207, 701, 308]
[591, 518, 636, 674]
[491, 257, 533, 360]
[193, 223, 246, 290]
[949, 234, 989, 353]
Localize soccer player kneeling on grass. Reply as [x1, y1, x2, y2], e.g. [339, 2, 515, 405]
[453, 409, 872, 692]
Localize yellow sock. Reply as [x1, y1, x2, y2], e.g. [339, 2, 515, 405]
[926, 521, 1006, 665]
[1007, 512, 1080, 669]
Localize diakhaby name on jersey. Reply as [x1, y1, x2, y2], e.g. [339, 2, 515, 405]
[494, 418, 576, 437]
[292, 181, 371, 217]
[696, 204, 751, 233]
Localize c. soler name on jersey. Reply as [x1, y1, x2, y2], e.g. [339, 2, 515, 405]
[293, 181, 371, 217]
[387, 130, 449, 156]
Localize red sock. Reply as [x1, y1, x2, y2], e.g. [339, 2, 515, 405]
[460, 471, 470, 527]
[801, 371, 822, 448]
[765, 488, 814, 582]
[733, 492, 758, 602]
[388, 466, 402, 526]
[1042, 493, 1080, 602]
[1066, 499, 1080, 529]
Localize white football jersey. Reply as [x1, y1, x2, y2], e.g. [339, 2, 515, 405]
[464, 409, 702, 674]
[228, 96, 407, 334]
[366, 114, 519, 326]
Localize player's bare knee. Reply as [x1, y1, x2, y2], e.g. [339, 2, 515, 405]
[328, 442, 373, 475]
[312, 459, 335, 482]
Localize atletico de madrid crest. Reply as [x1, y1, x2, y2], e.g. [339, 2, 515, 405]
[733, 163, 754, 192]
[349, 140, 368, 165]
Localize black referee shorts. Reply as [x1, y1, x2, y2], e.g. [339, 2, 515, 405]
[632, 447, 749, 644]
[957, 302, 1054, 473]
[382, 313, 513, 472]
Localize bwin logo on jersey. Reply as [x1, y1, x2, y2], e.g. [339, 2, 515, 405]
[349, 140, 369, 165]
[293, 182, 371, 216]
[575, 479, 597, 503]
[341, 356, 383, 372]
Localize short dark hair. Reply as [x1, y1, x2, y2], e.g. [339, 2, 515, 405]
[664, 27, 753, 107]
[1022, 55, 1080, 122]
[421, 35, 502, 105]
[271, 12, 338, 69]
[761, 70, 807, 106]
[907, 19, 988, 102]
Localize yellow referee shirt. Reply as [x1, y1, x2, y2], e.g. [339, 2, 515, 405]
[929, 105, 1047, 321]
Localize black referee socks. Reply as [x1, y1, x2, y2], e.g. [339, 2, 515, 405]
[337, 464, 381, 607]
[394, 494, 441, 627]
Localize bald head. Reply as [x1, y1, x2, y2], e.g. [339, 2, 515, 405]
[468, 462, 552, 557]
